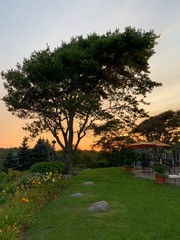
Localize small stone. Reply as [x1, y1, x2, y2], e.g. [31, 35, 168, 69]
[73, 170, 80, 176]
[70, 193, 84, 197]
[83, 181, 94, 185]
[62, 174, 72, 179]
[88, 201, 109, 212]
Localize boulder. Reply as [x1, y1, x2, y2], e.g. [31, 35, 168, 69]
[83, 181, 94, 185]
[88, 201, 109, 212]
[70, 193, 84, 197]
[62, 174, 72, 179]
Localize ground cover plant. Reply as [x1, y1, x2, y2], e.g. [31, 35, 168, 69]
[24, 167, 180, 240]
[0, 169, 66, 240]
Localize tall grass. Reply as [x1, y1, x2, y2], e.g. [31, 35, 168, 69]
[25, 167, 180, 240]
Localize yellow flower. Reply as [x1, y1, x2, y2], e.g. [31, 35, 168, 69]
[52, 178, 56, 182]
[0, 229, 2, 233]
[21, 197, 30, 203]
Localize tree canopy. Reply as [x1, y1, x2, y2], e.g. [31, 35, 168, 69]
[92, 119, 133, 151]
[1, 27, 162, 173]
[132, 110, 180, 144]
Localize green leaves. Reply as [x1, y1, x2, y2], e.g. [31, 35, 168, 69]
[133, 110, 180, 144]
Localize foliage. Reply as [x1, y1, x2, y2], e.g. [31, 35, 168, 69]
[0, 170, 25, 205]
[122, 148, 138, 166]
[154, 163, 168, 176]
[73, 150, 110, 169]
[73, 150, 98, 165]
[73, 150, 128, 169]
[86, 159, 110, 168]
[31, 138, 55, 164]
[2, 27, 162, 173]
[14, 171, 63, 191]
[17, 137, 32, 170]
[0, 170, 66, 240]
[1, 149, 19, 172]
[0, 148, 14, 167]
[1, 138, 58, 173]
[133, 110, 180, 144]
[29, 161, 64, 174]
[97, 150, 123, 167]
[92, 119, 134, 151]
[73, 149, 137, 169]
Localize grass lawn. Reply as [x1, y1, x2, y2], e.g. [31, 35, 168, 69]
[25, 167, 180, 240]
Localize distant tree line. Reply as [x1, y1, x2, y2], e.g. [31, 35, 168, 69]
[0, 136, 138, 173]
[1, 137, 62, 172]
[73, 148, 138, 170]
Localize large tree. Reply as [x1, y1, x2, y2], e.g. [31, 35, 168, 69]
[132, 110, 180, 144]
[1, 27, 161, 173]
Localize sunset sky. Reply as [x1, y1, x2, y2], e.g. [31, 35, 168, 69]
[0, 0, 180, 149]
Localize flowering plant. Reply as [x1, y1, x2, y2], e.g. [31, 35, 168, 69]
[154, 163, 167, 177]
[14, 171, 63, 192]
[1, 170, 66, 240]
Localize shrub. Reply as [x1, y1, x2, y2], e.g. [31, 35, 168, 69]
[86, 160, 110, 169]
[97, 160, 110, 168]
[0, 170, 26, 198]
[29, 161, 64, 174]
[73, 150, 98, 165]
[73, 164, 87, 170]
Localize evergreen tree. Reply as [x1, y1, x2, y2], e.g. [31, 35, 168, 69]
[17, 137, 31, 170]
[31, 138, 55, 164]
[2, 149, 18, 172]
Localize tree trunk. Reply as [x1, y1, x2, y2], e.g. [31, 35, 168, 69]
[65, 150, 73, 175]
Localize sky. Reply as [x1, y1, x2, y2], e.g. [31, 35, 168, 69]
[0, 0, 180, 149]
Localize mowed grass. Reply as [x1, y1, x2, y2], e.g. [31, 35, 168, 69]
[25, 167, 180, 240]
